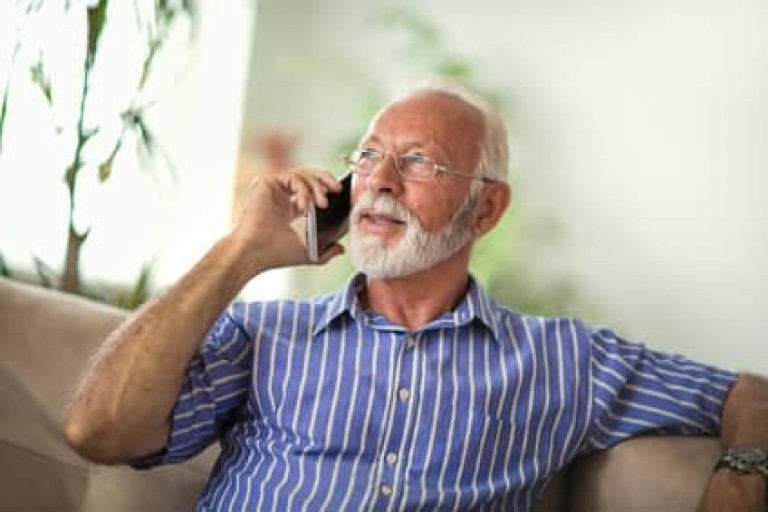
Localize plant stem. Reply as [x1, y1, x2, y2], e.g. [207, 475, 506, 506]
[61, 49, 94, 294]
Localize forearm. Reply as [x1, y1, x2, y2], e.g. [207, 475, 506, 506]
[64, 235, 266, 463]
[720, 374, 768, 448]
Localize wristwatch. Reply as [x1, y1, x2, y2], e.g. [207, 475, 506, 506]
[714, 447, 768, 476]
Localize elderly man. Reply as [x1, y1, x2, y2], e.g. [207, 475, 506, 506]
[65, 81, 766, 511]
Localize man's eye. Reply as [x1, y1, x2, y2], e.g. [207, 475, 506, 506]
[359, 149, 381, 161]
[403, 153, 428, 165]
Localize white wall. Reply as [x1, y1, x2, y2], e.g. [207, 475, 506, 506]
[241, 0, 768, 372]
[149, 0, 257, 286]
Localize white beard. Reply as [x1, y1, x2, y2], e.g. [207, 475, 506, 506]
[348, 188, 480, 279]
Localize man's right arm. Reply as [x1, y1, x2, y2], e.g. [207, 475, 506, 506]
[63, 169, 344, 464]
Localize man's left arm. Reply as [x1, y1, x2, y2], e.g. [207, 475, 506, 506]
[699, 373, 768, 512]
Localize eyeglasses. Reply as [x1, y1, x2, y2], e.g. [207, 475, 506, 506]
[343, 148, 497, 182]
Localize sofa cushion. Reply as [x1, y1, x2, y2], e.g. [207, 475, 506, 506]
[0, 364, 91, 470]
[532, 471, 567, 512]
[568, 436, 722, 512]
[0, 440, 88, 511]
[82, 463, 209, 512]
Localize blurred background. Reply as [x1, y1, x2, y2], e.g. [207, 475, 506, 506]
[1, 0, 766, 372]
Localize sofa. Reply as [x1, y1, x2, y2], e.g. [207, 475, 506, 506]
[0, 276, 723, 511]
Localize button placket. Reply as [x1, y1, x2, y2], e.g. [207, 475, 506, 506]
[374, 331, 418, 506]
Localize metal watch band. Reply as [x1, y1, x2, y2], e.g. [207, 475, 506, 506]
[715, 447, 768, 477]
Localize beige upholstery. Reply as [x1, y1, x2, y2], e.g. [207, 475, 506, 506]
[567, 436, 722, 511]
[0, 277, 723, 511]
[0, 277, 218, 512]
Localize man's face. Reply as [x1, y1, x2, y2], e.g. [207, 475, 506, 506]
[347, 92, 486, 279]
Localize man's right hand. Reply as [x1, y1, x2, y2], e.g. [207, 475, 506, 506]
[229, 168, 346, 275]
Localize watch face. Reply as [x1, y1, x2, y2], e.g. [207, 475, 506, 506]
[732, 448, 768, 464]
[724, 447, 768, 476]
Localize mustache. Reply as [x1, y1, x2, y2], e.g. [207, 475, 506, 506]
[351, 192, 414, 224]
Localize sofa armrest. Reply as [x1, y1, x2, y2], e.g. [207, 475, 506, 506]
[568, 436, 722, 512]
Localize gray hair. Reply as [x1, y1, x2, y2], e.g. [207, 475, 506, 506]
[387, 76, 510, 182]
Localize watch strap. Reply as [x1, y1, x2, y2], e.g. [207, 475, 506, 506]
[715, 447, 768, 477]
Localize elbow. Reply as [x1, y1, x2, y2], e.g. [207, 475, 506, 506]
[63, 404, 170, 465]
[63, 408, 125, 465]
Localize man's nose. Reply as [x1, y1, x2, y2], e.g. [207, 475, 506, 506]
[366, 153, 403, 195]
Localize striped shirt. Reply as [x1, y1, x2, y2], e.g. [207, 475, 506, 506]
[135, 273, 736, 511]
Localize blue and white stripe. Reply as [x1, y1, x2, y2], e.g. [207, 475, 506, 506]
[135, 273, 736, 511]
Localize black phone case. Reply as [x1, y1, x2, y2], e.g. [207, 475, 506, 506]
[316, 174, 352, 239]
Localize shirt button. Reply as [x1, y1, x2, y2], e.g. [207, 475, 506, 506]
[398, 388, 411, 401]
[380, 484, 393, 496]
[386, 452, 399, 465]
[405, 337, 416, 348]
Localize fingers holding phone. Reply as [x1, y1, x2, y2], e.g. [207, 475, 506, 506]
[230, 168, 344, 271]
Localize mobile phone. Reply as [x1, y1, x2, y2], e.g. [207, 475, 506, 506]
[306, 174, 352, 262]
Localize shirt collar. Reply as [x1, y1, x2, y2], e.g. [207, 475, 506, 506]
[455, 276, 503, 339]
[312, 273, 502, 339]
[312, 273, 367, 336]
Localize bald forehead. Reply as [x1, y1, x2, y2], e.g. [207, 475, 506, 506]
[377, 91, 485, 130]
[364, 91, 486, 161]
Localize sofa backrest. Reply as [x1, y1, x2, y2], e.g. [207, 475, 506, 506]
[0, 277, 218, 512]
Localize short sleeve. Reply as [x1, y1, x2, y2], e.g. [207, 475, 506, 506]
[582, 326, 737, 453]
[131, 302, 255, 468]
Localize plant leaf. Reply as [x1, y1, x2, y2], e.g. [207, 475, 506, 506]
[98, 136, 123, 182]
[87, 0, 110, 60]
[98, 157, 113, 182]
[126, 263, 152, 308]
[30, 60, 52, 104]
[0, 78, 9, 153]
[435, 59, 472, 80]
[31, 255, 56, 288]
[0, 252, 11, 278]
[133, 114, 156, 158]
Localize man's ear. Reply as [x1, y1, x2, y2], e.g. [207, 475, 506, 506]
[474, 181, 512, 236]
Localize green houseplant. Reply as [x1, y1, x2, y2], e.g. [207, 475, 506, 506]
[0, 0, 195, 306]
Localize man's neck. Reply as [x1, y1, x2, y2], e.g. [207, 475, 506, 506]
[359, 252, 472, 331]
